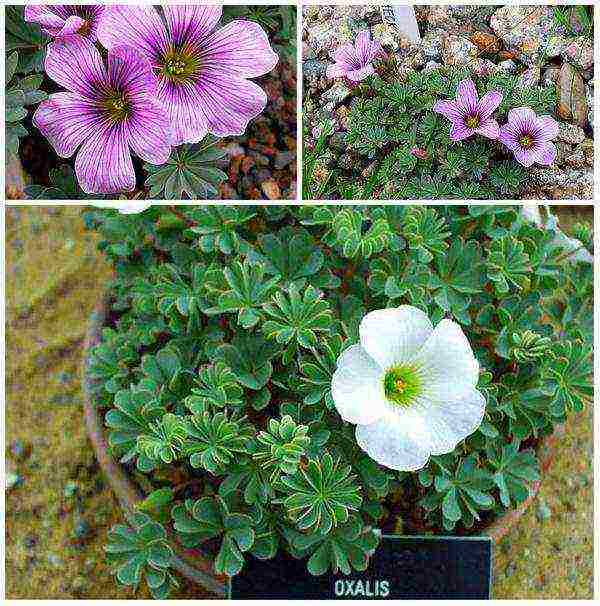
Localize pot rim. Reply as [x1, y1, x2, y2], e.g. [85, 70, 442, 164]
[82, 295, 561, 596]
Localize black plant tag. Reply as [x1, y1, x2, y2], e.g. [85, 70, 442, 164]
[229, 535, 492, 599]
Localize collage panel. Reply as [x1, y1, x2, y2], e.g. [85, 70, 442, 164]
[5, 4, 297, 202]
[5, 204, 594, 598]
[302, 4, 594, 200]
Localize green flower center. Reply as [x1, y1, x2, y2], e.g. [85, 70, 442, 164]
[162, 49, 200, 82]
[465, 115, 480, 129]
[519, 134, 534, 148]
[383, 365, 422, 408]
[103, 91, 130, 122]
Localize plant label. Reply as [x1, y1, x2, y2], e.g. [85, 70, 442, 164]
[229, 535, 492, 599]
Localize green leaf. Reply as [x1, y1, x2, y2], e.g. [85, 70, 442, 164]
[487, 235, 531, 294]
[144, 136, 228, 199]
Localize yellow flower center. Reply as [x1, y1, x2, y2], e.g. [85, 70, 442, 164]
[519, 134, 534, 148]
[162, 49, 200, 83]
[384, 365, 422, 408]
[104, 92, 130, 122]
[465, 115, 480, 129]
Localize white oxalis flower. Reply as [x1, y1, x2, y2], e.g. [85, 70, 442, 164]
[332, 306, 485, 472]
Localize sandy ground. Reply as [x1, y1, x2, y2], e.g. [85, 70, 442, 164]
[4, 205, 593, 598]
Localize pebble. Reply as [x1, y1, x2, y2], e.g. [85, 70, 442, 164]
[556, 122, 586, 145]
[518, 66, 540, 89]
[321, 81, 352, 106]
[261, 179, 281, 200]
[562, 36, 594, 71]
[372, 22, 403, 51]
[274, 151, 295, 170]
[470, 31, 501, 55]
[536, 500, 552, 521]
[497, 60, 517, 73]
[441, 35, 479, 66]
[490, 6, 556, 64]
[420, 33, 442, 61]
[557, 63, 588, 128]
[10, 439, 28, 461]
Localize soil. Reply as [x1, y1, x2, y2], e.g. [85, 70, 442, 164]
[4, 206, 593, 598]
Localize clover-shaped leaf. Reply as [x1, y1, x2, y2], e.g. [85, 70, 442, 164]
[277, 453, 362, 535]
[331, 208, 391, 258]
[487, 235, 531, 295]
[106, 512, 178, 599]
[184, 362, 244, 414]
[171, 497, 254, 576]
[188, 206, 256, 254]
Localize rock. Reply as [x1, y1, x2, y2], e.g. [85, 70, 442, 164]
[556, 122, 586, 145]
[518, 66, 540, 89]
[497, 60, 517, 73]
[542, 66, 561, 86]
[423, 60, 443, 73]
[529, 166, 593, 199]
[470, 31, 501, 55]
[563, 146, 587, 169]
[274, 151, 295, 170]
[562, 36, 594, 71]
[544, 35, 568, 58]
[490, 6, 556, 64]
[557, 63, 588, 128]
[6, 471, 23, 491]
[586, 83, 594, 130]
[303, 59, 327, 83]
[321, 81, 352, 106]
[372, 22, 403, 51]
[261, 179, 281, 200]
[223, 142, 245, 158]
[420, 33, 442, 60]
[472, 59, 498, 77]
[10, 439, 28, 461]
[441, 35, 479, 66]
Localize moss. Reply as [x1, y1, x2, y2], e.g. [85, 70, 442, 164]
[4, 206, 592, 598]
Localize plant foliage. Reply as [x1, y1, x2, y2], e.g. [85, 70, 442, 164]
[86, 205, 593, 596]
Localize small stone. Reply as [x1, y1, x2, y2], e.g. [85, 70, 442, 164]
[274, 151, 295, 170]
[261, 179, 281, 200]
[472, 59, 498, 77]
[556, 122, 586, 145]
[321, 81, 352, 106]
[303, 59, 327, 82]
[371, 22, 403, 51]
[420, 33, 442, 61]
[423, 60, 442, 73]
[497, 60, 517, 73]
[223, 142, 245, 158]
[10, 439, 28, 461]
[562, 36, 594, 71]
[505, 562, 517, 577]
[73, 519, 92, 540]
[470, 31, 501, 55]
[536, 500, 552, 521]
[6, 471, 23, 491]
[557, 63, 588, 128]
[64, 480, 78, 498]
[544, 35, 568, 58]
[441, 35, 479, 66]
[518, 66, 540, 89]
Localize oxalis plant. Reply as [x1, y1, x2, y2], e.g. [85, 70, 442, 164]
[6, 5, 291, 199]
[304, 31, 559, 200]
[85, 205, 593, 597]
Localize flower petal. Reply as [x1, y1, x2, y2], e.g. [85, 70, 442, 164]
[359, 306, 433, 370]
[195, 73, 268, 137]
[356, 412, 431, 471]
[24, 6, 65, 31]
[200, 20, 278, 79]
[498, 125, 519, 150]
[477, 90, 503, 119]
[163, 5, 222, 47]
[422, 388, 486, 455]
[45, 35, 107, 98]
[475, 118, 500, 140]
[97, 5, 168, 62]
[74, 124, 135, 194]
[507, 106, 536, 132]
[456, 79, 479, 113]
[433, 100, 464, 123]
[32, 92, 99, 158]
[346, 64, 375, 82]
[107, 46, 158, 98]
[411, 319, 479, 390]
[156, 80, 209, 145]
[55, 15, 85, 38]
[513, 145, 536, 167]
[355, 30, 373, 65]
[536, 115, 559, 140]
[331, 344, 387, 425]
[326, 64, 347, 79]
[532, 141, 557, 166]
[127, 100, 171, 165]
[450, 123, 475, 141]
[331, 43, 357, 66]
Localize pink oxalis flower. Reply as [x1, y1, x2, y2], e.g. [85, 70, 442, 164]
[97, 5, 278, 145]
[433, 79, 503, 142]
[33, 36, 171, 194]
[499, 107, 559, 167]
[326, 30, 384, 82]
[24, 5, 105, 41]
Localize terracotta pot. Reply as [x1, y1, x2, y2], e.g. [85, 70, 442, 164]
[82, 296, 561, 596]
